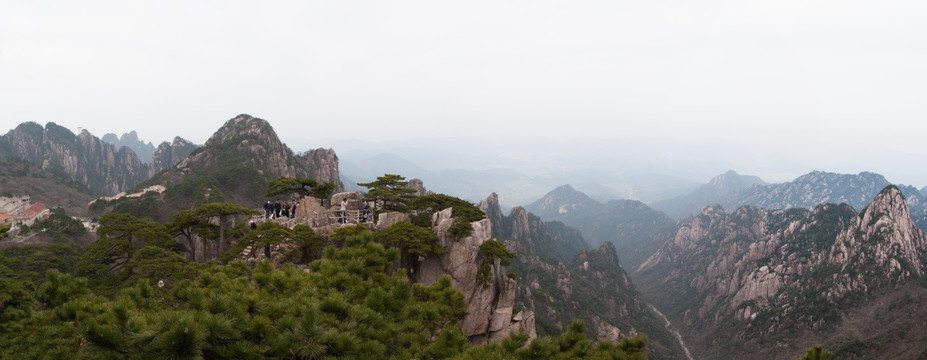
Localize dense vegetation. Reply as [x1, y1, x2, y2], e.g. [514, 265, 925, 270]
[0, 225, 648, 359]
[0, 174, 649, 359]
[21, 208, 87, 241]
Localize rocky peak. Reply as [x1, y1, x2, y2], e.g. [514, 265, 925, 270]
[860, 185, 911, 227]
[101, 130, 157, 164]
[206, 114, 279, 147]
[507, 207, 532, 246]
[479, 193, 506, 239]
[403, 178, 433, 196]
[296, 147, 341, 189]
[148, 114, 342, 211]
[575, 241, 620, 267]
[708, 170, 766, 191]
[149, 136, 200, 178]
[832, 185, 927, 278]
[527, 184, 602, 220]
[175, 114, 339, 185]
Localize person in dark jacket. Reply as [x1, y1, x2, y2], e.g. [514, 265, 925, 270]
[263, 201, 272, 219]
[274, 200, 282, 219]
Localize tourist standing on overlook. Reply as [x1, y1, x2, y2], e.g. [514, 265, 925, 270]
[340, 198, 348, 224]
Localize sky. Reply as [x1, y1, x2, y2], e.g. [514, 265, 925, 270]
[2, 1, 927, 186]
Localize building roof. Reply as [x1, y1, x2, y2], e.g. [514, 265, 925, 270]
[16, 202, 47, 220]
[0, 213, 13, 223]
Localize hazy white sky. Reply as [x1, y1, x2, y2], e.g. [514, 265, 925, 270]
[2, 1, 926, 184]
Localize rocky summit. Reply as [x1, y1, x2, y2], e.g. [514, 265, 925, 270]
[147, 114, 341, 211]
[148, 136, 199, 178]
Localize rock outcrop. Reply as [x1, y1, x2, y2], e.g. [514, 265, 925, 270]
[405, 178, 433, 196]
[296, 147, 341, 189]
[414, 207, 535, 343]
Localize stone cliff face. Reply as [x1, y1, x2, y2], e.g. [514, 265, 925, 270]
[149, 137, 199, 178]
[636, 185, 927, 359]
[296, 147, 341, 190]
[414, 207, 535, 343]
[1, 122, 148, 196]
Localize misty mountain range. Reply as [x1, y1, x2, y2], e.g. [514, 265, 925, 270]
[6, 118, 927, 358]
[99, 128, 927, 228]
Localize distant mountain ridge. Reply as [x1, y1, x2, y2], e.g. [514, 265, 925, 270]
[525, 185, 677, 269]
[101, 130, 201, 177]
[652, 170, 927, 231]
[651, 170, 766, 219]
[338, 147, 701, 208]
[101, 131, 157, 164]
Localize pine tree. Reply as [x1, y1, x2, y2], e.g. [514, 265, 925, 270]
[190, 202, 259, 260]
[376, 221, 443, 278]
[166, 209, 219, 261]
[798, 344, 832, 360]
[358, 174, 418, 216]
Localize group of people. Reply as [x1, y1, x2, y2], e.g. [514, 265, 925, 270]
[338, 198, 371, 224]
[263, 199, 297, 220]
[260, 197, 372, 225]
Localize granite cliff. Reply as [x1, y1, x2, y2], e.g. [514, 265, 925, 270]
[414, 206, 535, 343]
[0, 122, 148, 196]
[636, 185, 927, 359]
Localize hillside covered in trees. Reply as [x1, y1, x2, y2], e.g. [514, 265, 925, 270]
[0, 173, 650, 359]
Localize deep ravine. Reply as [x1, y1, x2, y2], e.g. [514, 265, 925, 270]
[649, 304, 695, 360]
